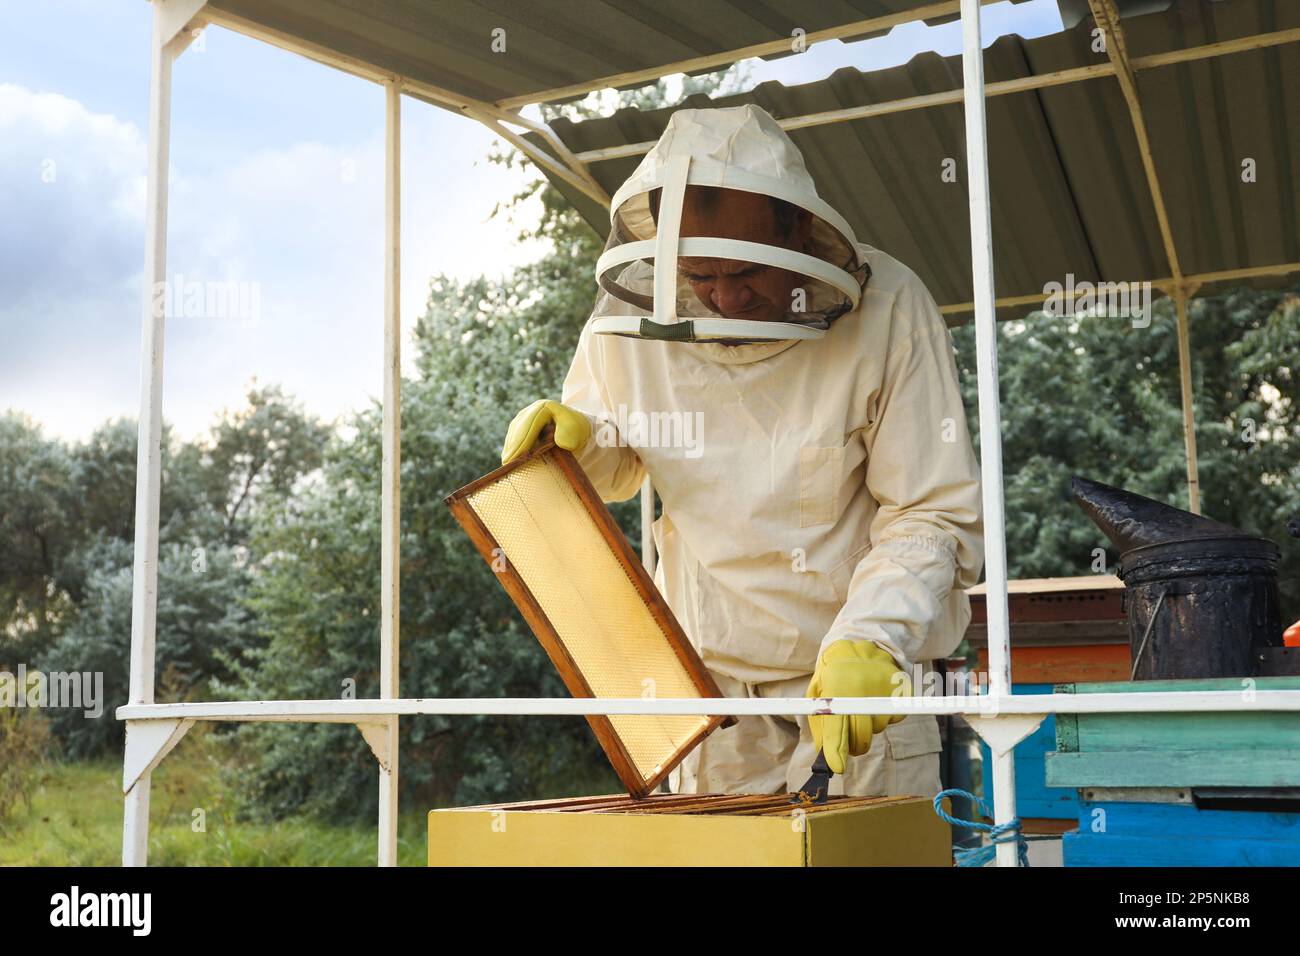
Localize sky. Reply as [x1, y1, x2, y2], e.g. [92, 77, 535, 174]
[0, 0, 1063, 442]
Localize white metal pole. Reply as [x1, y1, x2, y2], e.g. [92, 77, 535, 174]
[960, 0, 1019, 867]
[640, 477, 656, 576]
[123, 2, 176, 868]
[378, 78, 402, 867]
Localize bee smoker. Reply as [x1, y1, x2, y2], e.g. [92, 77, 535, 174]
[1071, 477, 1292, 679]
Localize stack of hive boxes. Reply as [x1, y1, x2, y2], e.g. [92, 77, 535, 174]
[1047, 677, 1300, 866]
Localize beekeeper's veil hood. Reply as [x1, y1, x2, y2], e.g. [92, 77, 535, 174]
[592, 105, 870, 344]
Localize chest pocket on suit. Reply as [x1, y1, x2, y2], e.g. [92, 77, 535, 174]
[799, 445, 843, 528]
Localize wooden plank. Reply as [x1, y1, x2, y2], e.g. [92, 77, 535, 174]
[1046, 750, 1300, 789]
[967, 621, 1128, 640]
[1055, 713, 1079, 754]
[968, 576, 1124, 595]
[427, 794, 950, 866]
[1021, 818, 1078, 835]
[1074, 711, 1300, 754]
[1063, 831, 1300, 866]
[1064, 797, 1300, 866]
[1077, 799, 1300, 838]
[1061, 678, 1300, 766]
[974, 643, 1129, 684]
[1071, 676, 1300, 694]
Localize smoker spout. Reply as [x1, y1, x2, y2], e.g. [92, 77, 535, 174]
[1069, 476, 1245, 552]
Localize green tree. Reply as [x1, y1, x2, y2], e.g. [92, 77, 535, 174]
[952, 287, 1300, 620]
[12, 384, 328, 757]
[0, 414, 77, 662]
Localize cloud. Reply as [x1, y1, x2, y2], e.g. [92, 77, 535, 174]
[0, 82, 546, 441]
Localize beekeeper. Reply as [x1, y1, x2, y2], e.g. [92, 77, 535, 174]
[500, 105, 983, 798]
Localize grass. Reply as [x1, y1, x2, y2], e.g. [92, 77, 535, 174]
[1, 746, 430, 867]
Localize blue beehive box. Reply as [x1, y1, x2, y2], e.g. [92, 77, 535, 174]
[1048, 676, 1300, 866]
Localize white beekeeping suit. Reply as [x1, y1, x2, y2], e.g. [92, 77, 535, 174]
[559, 104, 983, 797]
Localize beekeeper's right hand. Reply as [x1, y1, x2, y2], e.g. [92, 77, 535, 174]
[501, 399, 592, 465]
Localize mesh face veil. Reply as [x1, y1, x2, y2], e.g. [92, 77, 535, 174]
[591, 106, 870, 344]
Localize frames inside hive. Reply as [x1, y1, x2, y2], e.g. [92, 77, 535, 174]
[446, 793, 922, 816]
[445, 438, 730, 797]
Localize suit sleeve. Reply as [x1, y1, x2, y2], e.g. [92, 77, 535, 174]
[819, 275, 984, 667]
[560, 317, 646, 503]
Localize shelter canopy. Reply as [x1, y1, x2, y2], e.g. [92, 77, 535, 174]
[531, 0, 1300, 321]
[201, 0, 1021, 107]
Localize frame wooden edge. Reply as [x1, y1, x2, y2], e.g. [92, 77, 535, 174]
[442, 435, 559, 508]
[547, 447, 734, 712]
[444, 488, 649, 796]
[638, 714, 731, 795]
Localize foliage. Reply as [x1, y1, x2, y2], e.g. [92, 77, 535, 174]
[951, 289, 1300, 618]
[0, 709, 53, 825]
[0, 755, 429, 866]
[0, 385, 327, 761]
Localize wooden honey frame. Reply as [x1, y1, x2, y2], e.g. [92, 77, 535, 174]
[450, 792, 916, 816]
[444, 436, 733, 797]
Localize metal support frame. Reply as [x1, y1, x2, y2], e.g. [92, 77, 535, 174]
[118, 691, 1300, 722]
[959, 0, 1018, 867]
[124, 0, 182, 868]
[123, 0, 1300, 868]
[1172, 285, 1203, 513]
[937, 260, 1300, 317]
[379, 77, 402, 868]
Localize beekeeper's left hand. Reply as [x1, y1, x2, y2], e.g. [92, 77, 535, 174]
[807, 639, 910, 774]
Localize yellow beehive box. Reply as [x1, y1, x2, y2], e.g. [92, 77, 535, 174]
[428, 793, 952, 867]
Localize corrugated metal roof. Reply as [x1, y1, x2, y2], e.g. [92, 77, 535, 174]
[536, 0, 1300, 320]
[203, 0, 1018, 106]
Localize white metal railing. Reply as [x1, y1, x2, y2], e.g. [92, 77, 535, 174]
[117, 691, 1300, 721]
[121, 0, 1294, 868]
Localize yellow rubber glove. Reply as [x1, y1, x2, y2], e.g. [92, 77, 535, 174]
[501, 399, 592, 465]
[807, 639, 910, 774]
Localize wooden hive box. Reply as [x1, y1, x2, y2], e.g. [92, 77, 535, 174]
[1047, 676, 1300, 789]
[966, 576, 1129, 685]
[428, 793, 953, 867]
